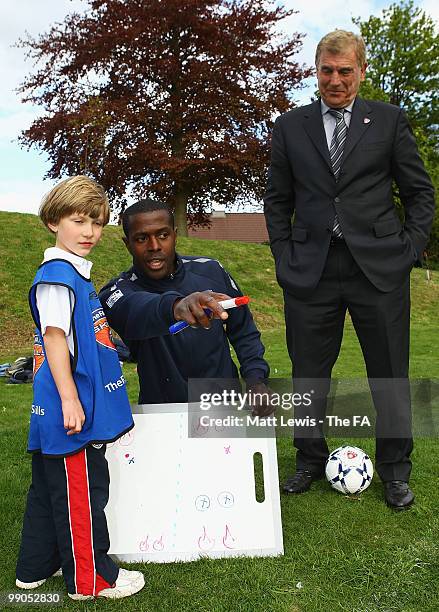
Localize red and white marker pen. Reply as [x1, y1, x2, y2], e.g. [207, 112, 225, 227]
[169, 296, 250, 334]
[218, 296, 250, 309]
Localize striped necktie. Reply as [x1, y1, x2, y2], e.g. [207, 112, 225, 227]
[328, 108, 347, 238]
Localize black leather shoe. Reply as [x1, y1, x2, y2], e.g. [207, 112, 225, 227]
[384, 481, 414, 510]
[282, 470, 322, 494]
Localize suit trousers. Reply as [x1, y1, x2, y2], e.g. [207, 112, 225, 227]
[283, 240, 413, 482]
[16, 445, 119, 596]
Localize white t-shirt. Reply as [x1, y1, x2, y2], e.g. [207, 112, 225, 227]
[36, 247, 93, 355]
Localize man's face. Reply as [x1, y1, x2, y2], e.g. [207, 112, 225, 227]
[123, 210, 177, 280]
[317, 46, 366, 108]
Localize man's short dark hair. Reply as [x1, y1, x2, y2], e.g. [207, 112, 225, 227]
[122, 198, 174, 237]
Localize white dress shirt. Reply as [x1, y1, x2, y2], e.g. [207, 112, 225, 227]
[321, 99, 354, 149]
[36, 247, 93, 355]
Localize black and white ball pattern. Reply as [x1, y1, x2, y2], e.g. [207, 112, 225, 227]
[325, 445, 374, 494]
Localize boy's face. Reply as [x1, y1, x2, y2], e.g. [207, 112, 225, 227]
[48, 211, 105, 257]
[123, 210, 177, 280]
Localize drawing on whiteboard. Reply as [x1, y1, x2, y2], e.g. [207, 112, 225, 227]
[153, 535, 164, 551]
[222, 524, 236, 549]
[193, 417, 209, 436]
[198, 526, 215, 551]
[107, 430, 134, 449]
[119, 431, 134, 446]
[172, 414, 184, 543]
[217, 491, 234, 508]
[106, 407, 284, 562]
[139, 536, 149, 552]
[139, 534, 165, 552]
[195, 494, 211, 511]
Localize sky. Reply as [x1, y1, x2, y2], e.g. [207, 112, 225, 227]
[0, 0, 437, 216]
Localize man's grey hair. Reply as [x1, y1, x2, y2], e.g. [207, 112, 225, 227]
[315, 30, 366, 68]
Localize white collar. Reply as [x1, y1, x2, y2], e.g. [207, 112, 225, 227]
[43, 247, 93, 279]
[321, 99, 355, 116]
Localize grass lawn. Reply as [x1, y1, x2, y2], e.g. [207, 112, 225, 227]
[0, 211, 438, 611]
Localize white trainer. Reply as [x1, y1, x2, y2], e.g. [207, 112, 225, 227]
[15, 578, 46, 589]
[68, 568, 145, 601]
[16, 569, 62, 589]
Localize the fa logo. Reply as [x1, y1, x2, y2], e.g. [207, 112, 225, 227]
[347, 450, 357, 460]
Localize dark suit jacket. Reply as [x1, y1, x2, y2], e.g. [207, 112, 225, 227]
[263, 97, 435, 297]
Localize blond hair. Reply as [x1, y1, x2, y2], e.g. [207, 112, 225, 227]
[39, 175, 110, 232]
[315, 30, 366, 68]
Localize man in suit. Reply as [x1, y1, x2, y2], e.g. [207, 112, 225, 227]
[263, 30, 435, 509]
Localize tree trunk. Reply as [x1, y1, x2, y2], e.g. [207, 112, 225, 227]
[174, 190, 188, 237]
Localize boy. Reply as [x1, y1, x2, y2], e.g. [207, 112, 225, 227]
[16, 176, 145, 600]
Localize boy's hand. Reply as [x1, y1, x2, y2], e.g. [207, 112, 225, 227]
[173, 291, 231, 329]
[43, 327, 85, 436]
[62, 398, 86, 435]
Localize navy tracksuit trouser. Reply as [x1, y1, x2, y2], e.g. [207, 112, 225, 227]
[16, 445, 119, 596]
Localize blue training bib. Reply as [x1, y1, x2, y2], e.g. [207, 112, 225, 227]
[28, 259, 134, 456]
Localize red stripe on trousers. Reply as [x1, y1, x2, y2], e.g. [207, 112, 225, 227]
[65, 450, 112, 595]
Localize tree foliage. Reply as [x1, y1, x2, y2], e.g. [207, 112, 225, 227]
[17, 0, 311, 233]
[354, 0, 438, 129]
[354, 0, 439, 260]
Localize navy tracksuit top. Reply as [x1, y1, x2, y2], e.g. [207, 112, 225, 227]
[99, 254, 269, 404]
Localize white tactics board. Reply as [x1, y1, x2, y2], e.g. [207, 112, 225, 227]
[106, 404, 283, 563]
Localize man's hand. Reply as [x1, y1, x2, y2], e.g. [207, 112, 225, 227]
[62, 397, 86, 435]
[247, 382, 276, 417]
[173, 291, 231, 330]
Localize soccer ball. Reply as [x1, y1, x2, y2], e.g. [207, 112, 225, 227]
[325, 445, 373, 495]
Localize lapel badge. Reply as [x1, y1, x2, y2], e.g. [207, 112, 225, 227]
[363, 117, 371, 124]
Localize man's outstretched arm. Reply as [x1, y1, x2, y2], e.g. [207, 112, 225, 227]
[100, 278, 230, 341]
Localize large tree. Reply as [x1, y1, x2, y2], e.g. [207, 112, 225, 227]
[353, 0, 438, 129]
[18, 0, 311, 234]
[354, 0, 439, 260]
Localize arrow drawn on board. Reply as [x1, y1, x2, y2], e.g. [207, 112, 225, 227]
[139, 536, 149, 552]
[222, 524, 236, 549]
[198, 526, 215, 551]
[153, 535, 164, 551]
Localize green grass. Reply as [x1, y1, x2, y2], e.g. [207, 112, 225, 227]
[1, 211, 438, 611]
